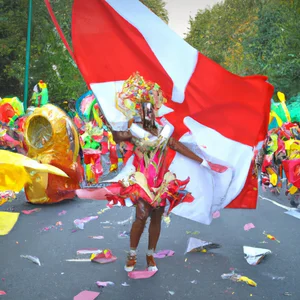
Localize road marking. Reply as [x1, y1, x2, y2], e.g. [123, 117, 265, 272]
[66, 259, 90, 262]
[259, 195, 296, 211]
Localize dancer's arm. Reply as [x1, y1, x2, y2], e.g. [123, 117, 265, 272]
[168, 137, 203, 164]
[112, 130, 204, 164]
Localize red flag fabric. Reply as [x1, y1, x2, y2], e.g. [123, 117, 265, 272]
[50, 0, 274, 224]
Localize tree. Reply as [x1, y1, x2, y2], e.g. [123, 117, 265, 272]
[0, 0, 169, 105]
[140, 0, 169, 23]
[185, 0, 300, 99]
[0, 0, 86, 103]
[242, 0, 300, 97]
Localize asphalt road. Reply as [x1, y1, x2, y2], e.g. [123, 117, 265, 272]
[0, 189, 299, 300]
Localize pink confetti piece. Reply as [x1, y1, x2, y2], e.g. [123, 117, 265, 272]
[74, 291, 100, 300]
[58, 210, 67, 216]
[244, 223, 255, 231]
[22, 208, 41, 215]
[91, 252, 117, 264]
[153, 250, 175, 259]
[212, 211, 220, 219]
[74, 216, 98, 230]
[96, 281, 114, 287]
[77, 249, 102, 255]
[0, 291, 6, 295]
[128, 270, 157, 279]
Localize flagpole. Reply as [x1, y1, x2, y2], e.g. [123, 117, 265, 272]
[23, 0, 33, 111]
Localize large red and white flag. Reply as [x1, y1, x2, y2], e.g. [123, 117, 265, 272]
[51, 0, 273, 224]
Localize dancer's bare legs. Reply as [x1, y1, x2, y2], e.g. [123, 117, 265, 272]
[125, 199, 151, 271]
[147, 206, 164, 271]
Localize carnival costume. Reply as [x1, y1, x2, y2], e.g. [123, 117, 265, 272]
[103, 74, 207, 271]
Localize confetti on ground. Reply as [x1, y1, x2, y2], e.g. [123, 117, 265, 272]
[91, 250, 117, 264]
[22, 208, 41, 215]
[96, 281, 115, 287]
[77, 249, 102, 255]
[262, 273, 285, 280]
[186, 231, 200, 235]
[74, 290, 100, 300]
[66, 259, 91, 262]
[153, 250, 175, 258]
[74, 216, 98, 230]
[128, 270, 157, 279]
[0, 291, 6, 295]
[212, 211, 220, 219]
[162, 215, 171, 227]
[117, 216, 133, 225]
[20, 255, 41, 266]
[58, 210, 67, 216]
[243, 246, 272, 265]
[185, 237, 221, 253]
[168, 291, 175, 295]
[263, 231, 280, 243]
[88, 236, 104, 240]
[97, 208, 110, 215]
[221, 270, 257, 287]
[244, 223, 255, 231]
[121, 282, 130, 287]
[118, 231, 130, 239]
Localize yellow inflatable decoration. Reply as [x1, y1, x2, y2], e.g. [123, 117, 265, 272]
[23, 104, 83, 204]
[0, 150, 68, 192]
[0, 211, 20, 236]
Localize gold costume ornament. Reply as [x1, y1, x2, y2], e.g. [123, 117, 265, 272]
[23, 104, 83, 204]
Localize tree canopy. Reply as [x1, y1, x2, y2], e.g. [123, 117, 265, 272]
[185, 0, 300, 100]
[0, 0, 169, 104]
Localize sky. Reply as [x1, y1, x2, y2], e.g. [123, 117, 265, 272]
[165, 0, 222, 37]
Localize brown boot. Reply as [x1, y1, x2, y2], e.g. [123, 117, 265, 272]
[146, 255, 158, 271]
[124, 253, 137, 272]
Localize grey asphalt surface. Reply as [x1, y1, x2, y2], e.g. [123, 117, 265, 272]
[0, 189, 299, 300]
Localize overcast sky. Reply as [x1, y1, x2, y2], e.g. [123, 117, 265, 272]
[165, 0, 222, 37]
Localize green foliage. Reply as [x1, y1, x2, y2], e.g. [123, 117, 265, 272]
[0, 0, 168, 105]
[186, 0, 300, 98]
[140, 0, 169, 23]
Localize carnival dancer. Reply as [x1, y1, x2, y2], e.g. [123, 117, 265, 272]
[108, 74, 214, 272]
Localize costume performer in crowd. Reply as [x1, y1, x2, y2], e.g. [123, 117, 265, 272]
[110, 82, 208, 271]
[31, 80, 49, 107]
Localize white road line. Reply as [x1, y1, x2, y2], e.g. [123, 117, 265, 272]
[259, 195, 296, 211]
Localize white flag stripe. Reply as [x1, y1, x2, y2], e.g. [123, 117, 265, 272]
[169, 118, 253, 224]
[106, 0, 198, 103]
[184, 117, 253, 204]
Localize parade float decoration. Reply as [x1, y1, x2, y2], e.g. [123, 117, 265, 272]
[23, 104, 83, 203]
